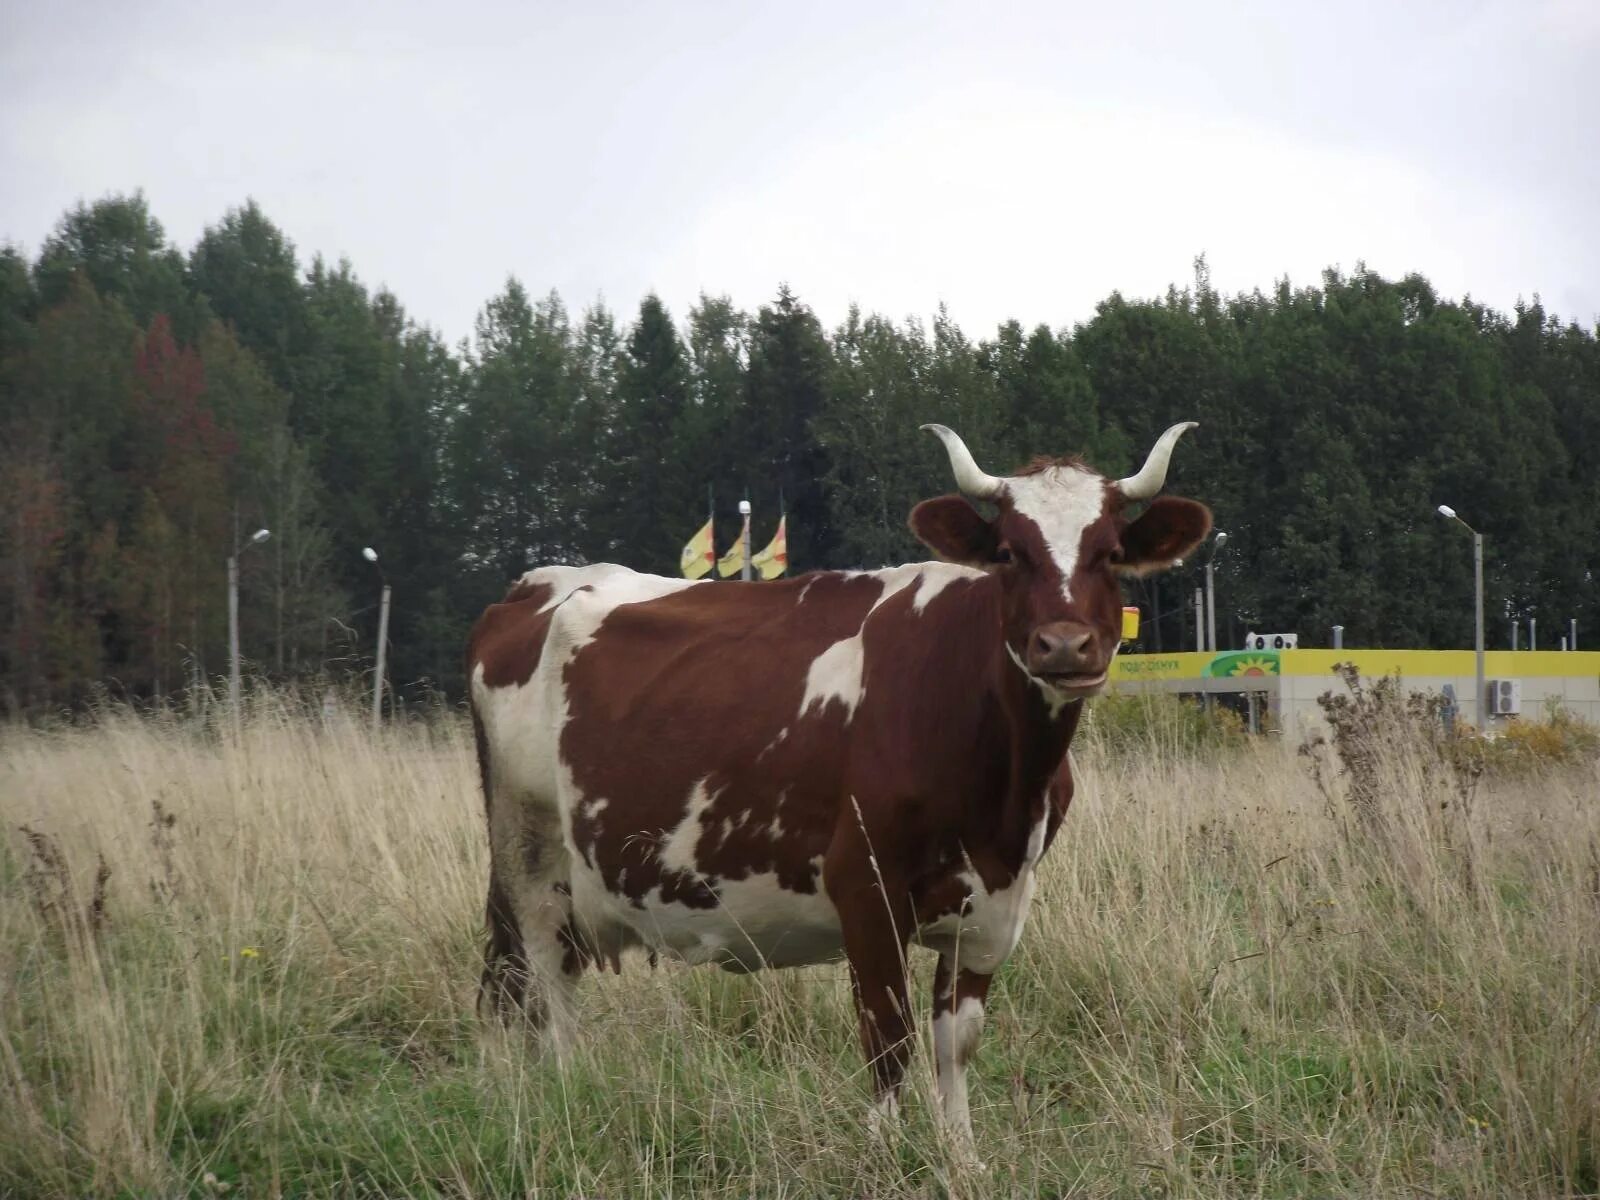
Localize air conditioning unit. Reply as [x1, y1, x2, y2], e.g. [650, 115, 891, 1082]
[1486, 678, 1521, 717]
[1243, 631, 1299, 651]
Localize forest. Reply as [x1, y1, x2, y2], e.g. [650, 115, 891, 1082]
[1, 193, 1596, 713]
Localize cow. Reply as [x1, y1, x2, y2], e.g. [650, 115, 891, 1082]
[466, 422, 1211, 1148]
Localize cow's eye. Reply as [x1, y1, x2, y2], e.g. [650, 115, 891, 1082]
[1108, 546, 1125, 565]
[991, 544, 1014, 565]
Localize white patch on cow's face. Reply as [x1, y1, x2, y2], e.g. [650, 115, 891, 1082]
[799, 563, 977, 721]
[1003, 465, 1110, 602]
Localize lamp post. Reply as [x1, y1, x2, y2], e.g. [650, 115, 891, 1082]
[1204, 531, 1229, 654]
[363, 547, 392, 733]
[737, 499, 752, 582]
[228, 528, 271, 714]
[1437, 505, 1485, 727]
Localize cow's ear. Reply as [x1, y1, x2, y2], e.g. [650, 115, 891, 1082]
[910, 495, 996, 566]
[1117, 496, 1212, 576]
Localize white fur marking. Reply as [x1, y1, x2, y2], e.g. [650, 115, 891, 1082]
[920, 811, 1050, 974]
[1004, 641, 1074, 718]
[1003, 465, 1108, 602]
[657, 778, 717, 874]
[867, 1090, 902, 1140]
[934, 995, 986, 1142]
[799, 563, 975, 721]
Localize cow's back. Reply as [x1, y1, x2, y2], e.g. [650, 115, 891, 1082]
[469, 564, 696, 805]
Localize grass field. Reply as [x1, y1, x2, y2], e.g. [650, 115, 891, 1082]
[2, 692, 1597, 1198]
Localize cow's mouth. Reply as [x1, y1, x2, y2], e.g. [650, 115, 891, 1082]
[1037, 670, 1108, 694]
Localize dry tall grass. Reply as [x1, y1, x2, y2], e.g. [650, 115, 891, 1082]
[1, 692, 1596, 1198]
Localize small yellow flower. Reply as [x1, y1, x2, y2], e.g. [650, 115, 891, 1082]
[239, 947, 260, 959]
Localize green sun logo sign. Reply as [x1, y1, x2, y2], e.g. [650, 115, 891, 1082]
[1202, 651, 1280, 679]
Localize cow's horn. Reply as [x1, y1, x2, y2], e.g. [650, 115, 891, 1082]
[1115, 421, 1198, 500]
[920, 424, 1003, 499]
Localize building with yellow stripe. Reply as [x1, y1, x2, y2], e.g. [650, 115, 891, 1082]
[1109, 648, 1600, 734]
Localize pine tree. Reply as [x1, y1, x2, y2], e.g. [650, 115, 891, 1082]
[742, 287, 834, 569]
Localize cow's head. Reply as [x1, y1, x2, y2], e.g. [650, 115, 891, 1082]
[910, 423, 1211, 701]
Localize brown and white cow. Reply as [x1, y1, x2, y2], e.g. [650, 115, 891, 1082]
[467, 422, 1210, 1146]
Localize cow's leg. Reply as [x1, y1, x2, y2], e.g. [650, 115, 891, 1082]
[508, 876, 581, 1063]
[828, 847, 915, 1131]
[932, 954, 993, 1152]
[847, 941, 915, 1136]
[484, 793, 580, 1060]
[478, 870, 528, 1021]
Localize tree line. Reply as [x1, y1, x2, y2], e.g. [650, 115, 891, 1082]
[1, 193, 1595, 713]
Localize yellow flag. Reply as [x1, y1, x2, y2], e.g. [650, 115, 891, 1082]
[752, 516, 788, 580]
[679, 517, 715, 579]
[716, 522, 746, 578]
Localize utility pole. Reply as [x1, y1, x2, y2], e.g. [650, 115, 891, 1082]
[363, 547, 391, 733]
[228, 528, 271, 716]
[1436, 505, 1485, 727]
[1473, 529, 1485, 724]
[1204, 531, 1228, 653]
[228, 552, 239, 708]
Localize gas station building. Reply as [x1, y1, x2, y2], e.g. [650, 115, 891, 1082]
[1108, 648, 1600, 735]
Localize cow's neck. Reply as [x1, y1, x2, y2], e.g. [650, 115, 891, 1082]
[1001, 650, 1083, 840]
[961, 573, 1087, 867]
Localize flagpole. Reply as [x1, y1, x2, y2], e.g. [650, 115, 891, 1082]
[738, 498, 752, 582]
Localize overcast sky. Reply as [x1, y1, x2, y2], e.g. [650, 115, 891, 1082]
[3, 0, 1596, 345]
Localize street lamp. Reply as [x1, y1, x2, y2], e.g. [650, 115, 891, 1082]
[362, 547, 392, 734]
[737, 500, 752, 582]
[1205, 531, 1229, 654]
[1436, 504, 1485, 728]
[227, 524, 270, 713]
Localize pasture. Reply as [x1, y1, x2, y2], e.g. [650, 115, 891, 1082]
[2, 693, 1596, 1198]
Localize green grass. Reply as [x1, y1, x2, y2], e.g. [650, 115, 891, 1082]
[1, 694, 1597, 1197]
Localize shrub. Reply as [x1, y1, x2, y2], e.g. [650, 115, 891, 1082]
[1470, 701, 1600, 776]
[1084, 689, 1246, 757]
[1306, 664, 1465, 826]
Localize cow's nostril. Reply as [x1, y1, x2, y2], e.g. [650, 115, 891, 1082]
[1028, 621, 1101, 674]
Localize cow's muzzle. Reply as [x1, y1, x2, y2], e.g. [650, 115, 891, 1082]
[1026, 621, 1110, 693]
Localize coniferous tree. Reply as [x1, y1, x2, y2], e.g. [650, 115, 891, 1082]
[609, 295, 695, 573]
[189, 201, 306, 391]
[4, 189, 1599, 710]
[743, 287, 833, 570]
[34, 195, 193, 336]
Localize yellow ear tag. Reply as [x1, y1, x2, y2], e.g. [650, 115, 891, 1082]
[1121, 607, 1140, 641]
